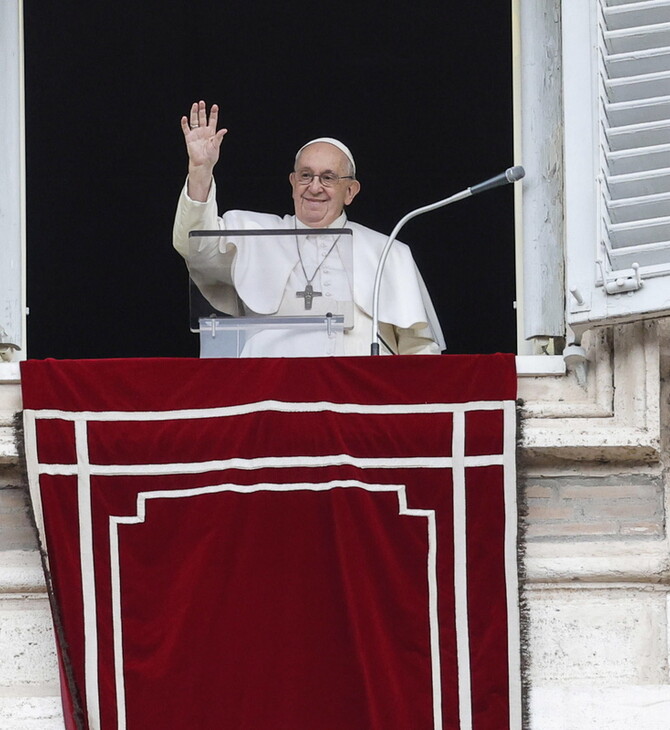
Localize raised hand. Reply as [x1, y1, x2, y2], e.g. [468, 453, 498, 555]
[180, 101, 228, 201]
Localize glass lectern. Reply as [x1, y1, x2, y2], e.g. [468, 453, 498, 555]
[187, 228, 354, 358]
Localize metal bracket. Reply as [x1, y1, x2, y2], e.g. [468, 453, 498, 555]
[596, 259, 643, 295]
[0, 325, 21, 362]
[563, 342, 589, 388]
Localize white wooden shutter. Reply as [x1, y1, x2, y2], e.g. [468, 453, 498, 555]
[564, 0, 670, 331]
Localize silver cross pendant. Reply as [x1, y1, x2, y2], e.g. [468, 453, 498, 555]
[296, 283, 322, 310]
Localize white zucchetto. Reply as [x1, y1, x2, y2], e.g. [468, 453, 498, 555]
[294, 137, 356, 176]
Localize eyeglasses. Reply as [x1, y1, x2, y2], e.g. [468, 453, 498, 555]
[293, 170, 355, 187]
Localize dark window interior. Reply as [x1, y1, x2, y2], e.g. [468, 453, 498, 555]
[24, 1, 515, 358]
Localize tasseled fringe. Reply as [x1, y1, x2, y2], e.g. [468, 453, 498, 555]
[516, 399, 531, 730]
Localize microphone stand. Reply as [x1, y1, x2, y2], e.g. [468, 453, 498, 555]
[370, 166, 525, 355]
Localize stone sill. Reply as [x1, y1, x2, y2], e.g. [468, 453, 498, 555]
[530, 685, 670, 730]
[516, 355, 565, 376]
[0, 357, 565, 382]
[0, 328, 659, 466]
[0, 551, 47, 593]
[525, 539, 670, 583]
[0, 696, 64, 729]
[0, 356, 569, 464]
[0, 363, 20, 383]
[6, 543, 669, 592]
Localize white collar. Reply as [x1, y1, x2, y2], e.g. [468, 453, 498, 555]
[294, 211, 348, 230]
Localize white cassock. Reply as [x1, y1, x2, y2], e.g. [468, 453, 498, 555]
[173, 180, 446, 357]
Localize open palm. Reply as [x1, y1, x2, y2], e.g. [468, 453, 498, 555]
[180, 100, 227, 170]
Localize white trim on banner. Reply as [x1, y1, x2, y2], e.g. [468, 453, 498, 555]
[504, 400, 523, 728]
[75, 419, 100, 729]
[26, 396, 520, 730]
[109, 480, 440, 730]
[25, 398, 509, 421]
[36, 452, 504, 477]
[452, 410, 473, 730]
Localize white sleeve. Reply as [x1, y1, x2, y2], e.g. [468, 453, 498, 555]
[172, 178, 242, 315]
[172, 178, 220, 257]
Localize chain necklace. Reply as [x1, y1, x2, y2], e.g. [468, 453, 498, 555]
[295, 233, 340, 310]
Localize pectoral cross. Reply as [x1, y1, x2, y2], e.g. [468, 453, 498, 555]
[296, 283, 322, 310]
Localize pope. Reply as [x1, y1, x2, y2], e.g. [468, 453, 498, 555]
[173, 100, 445, 356]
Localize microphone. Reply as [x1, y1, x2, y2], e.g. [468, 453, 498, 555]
[370, 165, 526, 355]
[469, 166, 526, 195]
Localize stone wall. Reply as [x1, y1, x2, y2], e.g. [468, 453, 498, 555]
[526, 473, 665, 540]
[520, 320, 670, 729]
[0, 372, 63, 728]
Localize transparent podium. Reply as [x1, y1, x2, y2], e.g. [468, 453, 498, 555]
[187, 228, 354, 358]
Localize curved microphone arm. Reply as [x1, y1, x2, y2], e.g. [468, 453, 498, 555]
[370, 189, 470, 355]
[369, 165, 525, 355]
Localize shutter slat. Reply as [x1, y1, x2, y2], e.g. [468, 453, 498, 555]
[605, 70, 670, 102]
[604, 45, 670, 77]
[607, 240, 670, 269]
[607, 215, 670, 247]
[605, 95, 670, 126]
[604, 22, 670, 53]
[606, 0, 667, 7]
[605, 191, 670, 222]
[607, 166, 670, 197]
[606, 143, 670, 174]
[603, 1, 670, 33]
[605, 118, 670, 150]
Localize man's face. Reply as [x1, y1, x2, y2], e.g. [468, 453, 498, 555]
[290, 142, 361, 227]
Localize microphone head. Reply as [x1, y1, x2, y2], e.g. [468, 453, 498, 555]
[505, 165, 526, 183]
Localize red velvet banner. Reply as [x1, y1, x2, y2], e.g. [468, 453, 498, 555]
[21, 355, 520, 730]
